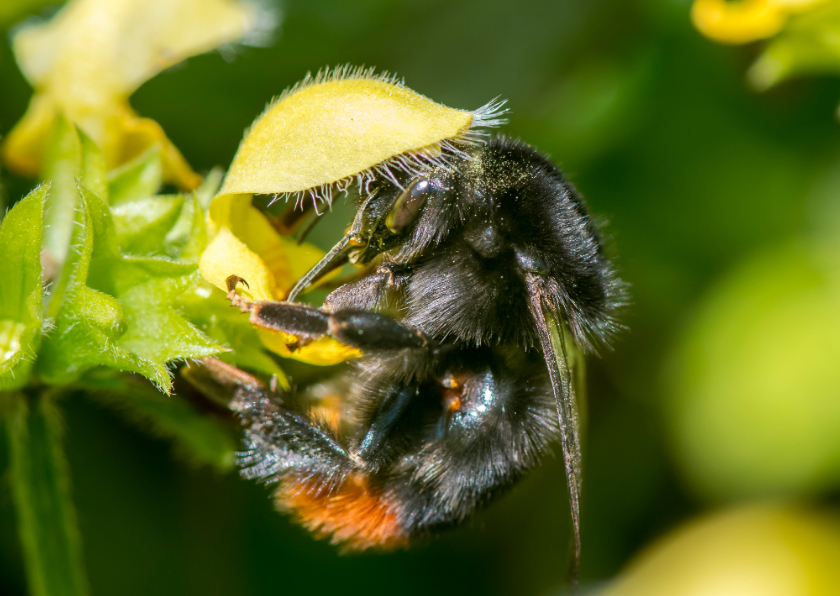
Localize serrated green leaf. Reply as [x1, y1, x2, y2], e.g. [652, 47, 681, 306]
[84, 189, 222, 368]
[0, 184, 47, 390]
[37, 182, 223, 392]
[748, 3, 840, 91]
[36, 186, 169, 389]
[107, 146, 163, 206]
[3, 391, 90, 596]
[91, 379, 237, 470]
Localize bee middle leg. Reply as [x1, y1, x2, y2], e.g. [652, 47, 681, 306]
[226, 275, 428, 353]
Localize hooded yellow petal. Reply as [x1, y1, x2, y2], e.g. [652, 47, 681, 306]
[220, 68, 483, 197]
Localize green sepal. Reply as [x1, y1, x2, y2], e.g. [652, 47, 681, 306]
[107, 146, 163, 206]
[194, 166, 224, 211]
[0, 184, 48, 390]
[41, 117, 108, 267]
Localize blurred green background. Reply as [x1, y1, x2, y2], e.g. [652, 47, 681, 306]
[2, 0, 840, 594]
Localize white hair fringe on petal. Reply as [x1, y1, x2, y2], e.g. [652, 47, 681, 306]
[259, 65, 508, 212]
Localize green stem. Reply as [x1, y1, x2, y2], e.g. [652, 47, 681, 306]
[3, 390, 90, 596]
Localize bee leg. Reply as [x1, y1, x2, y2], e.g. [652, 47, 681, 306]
[357, 385, 416, 462]
[323, 263, 411, 312]
[181, 357, 268, 409]
[226, 275, 428, 352]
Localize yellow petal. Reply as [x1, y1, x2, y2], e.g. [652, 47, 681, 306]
[692, 0, 787, 43]
[258, 330, 361, 366]
[198, 224, 359, 366]
[219, 68, 498, 197]
[0, 94, 56, 177]
[208, 193, 326, 296]
[117, 114, 202, 190]
[200, 193, 357, 365]
[199, 226, 277, 302]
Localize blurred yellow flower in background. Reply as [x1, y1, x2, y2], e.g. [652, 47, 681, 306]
[691, 0, 827, 44]
[600, 505, 840, 596]
[1, 0, 270, 188]
[692, 0, 840, 91]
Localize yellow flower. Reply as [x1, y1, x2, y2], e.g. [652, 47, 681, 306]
[200, 67, 505, 366]
[198, 193, 359, 366]
[1, 0, 271, 188]
[692, 0, 827, 44]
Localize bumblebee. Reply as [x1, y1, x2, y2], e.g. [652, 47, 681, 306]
[191, 134, 624, 581]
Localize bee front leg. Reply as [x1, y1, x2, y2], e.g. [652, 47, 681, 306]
[226, 275, 429, 353]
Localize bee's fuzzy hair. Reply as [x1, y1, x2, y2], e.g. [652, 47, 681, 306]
[260, 65, 508, 212]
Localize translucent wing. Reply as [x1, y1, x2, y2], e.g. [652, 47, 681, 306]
[525, 273, 583, 587]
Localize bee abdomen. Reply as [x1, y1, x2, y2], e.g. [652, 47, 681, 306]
[278, 474, 409, 551]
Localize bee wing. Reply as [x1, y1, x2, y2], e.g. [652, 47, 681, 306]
[524, 273, 582, 586]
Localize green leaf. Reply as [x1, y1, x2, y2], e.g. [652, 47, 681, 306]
[0, 184, 47, 390]
[748, 3, 840, 91]
[107, 147, 163, 206]
[91, 378, 237, 470]
[86, 190, 222, 367]
[166, 195, 207, 262]
[37, 184, 223, 393]
[36, 185, 167, 388]
[111, 192, 207, 261]
[3, 391, 89, 596]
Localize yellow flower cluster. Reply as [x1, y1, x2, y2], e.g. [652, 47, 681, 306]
[1, 0, 266, 188]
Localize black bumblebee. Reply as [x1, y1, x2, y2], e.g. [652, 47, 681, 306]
[192, 136, 624, 578]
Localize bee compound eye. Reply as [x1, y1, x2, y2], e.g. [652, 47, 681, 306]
[385, 177, 431, 234]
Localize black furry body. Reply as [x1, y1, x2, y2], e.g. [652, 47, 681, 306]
[205, 137, 624, 551]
